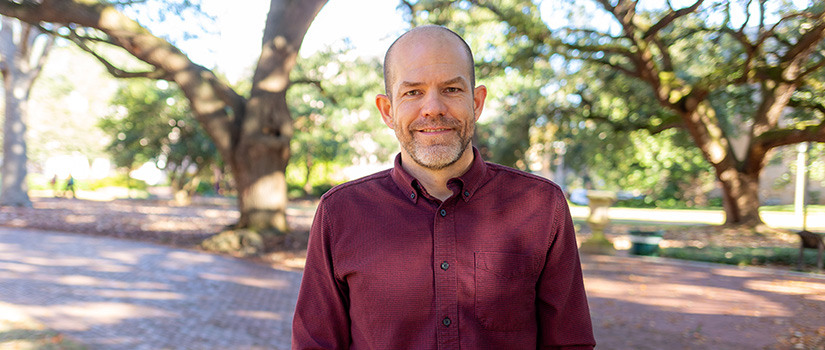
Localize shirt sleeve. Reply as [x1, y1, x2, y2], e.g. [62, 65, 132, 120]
[536, 189, 596, 349]
[292, 199, 351, 349]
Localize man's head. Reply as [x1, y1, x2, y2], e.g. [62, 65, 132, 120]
[383, 26, 475, 100]
[376, 25, 487, 171]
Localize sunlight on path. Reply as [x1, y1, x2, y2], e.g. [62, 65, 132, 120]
[570, 206, 825, 230]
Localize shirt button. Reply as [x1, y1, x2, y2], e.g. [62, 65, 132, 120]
[440, 209, 447, 217]
[440, 261, 449, 271]
[410, 192, 416, 199]
[442, 317, 451, 327]
[464, 190, 470, 197]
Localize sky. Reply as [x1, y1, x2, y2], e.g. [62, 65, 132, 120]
[188, 0, 814, 83]
[188, 0, 409, 83]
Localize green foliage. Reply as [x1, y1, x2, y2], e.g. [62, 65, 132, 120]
[98, 79, 220, 196]
[661, 246, 823, 269]
[286, 44, 397, 196]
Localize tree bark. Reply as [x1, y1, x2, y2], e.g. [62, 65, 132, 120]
[0, 17, 53, 207]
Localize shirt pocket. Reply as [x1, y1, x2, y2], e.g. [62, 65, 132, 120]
[474, 251, 540, 332]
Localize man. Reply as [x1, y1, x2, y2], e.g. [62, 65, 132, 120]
[292, 25, 595, 349]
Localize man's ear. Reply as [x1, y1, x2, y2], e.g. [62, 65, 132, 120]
[376, 94, 394, 128]
[472, 85, 487, 122]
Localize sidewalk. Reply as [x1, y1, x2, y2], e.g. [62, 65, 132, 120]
[1, 227, 824, 349]
[583, 253, 825, 349]
[0, 227, 301, 349]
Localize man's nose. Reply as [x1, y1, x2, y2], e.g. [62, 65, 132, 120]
[420, 91, 447, 117]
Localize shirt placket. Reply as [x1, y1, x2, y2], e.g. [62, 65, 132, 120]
[433, 200, 459, 349]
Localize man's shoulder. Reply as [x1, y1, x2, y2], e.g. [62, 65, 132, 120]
[485, 162, 563, 192]
[321, 168, 394, 202]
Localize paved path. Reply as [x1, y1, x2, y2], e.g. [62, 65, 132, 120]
[0, 227, 301, 350]
[584, 254, 825, 349]
[2, 227, 825, 349]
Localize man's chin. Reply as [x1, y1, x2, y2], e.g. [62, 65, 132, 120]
[409, 145, 465, 170]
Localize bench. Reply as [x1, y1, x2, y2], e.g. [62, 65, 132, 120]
[797, 230, 824, 271]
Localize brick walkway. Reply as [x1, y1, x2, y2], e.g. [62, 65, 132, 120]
[0, 227, 301, 349]
[2, 227, 824, 349]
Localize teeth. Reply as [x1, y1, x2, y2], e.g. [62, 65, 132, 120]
[422, 128, 448, 132]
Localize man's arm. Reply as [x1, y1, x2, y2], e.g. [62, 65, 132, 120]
[292, 200, 351, 349]
[536, 190, 596, 349]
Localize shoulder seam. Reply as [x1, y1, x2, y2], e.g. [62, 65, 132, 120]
[485, 162, 563, 191]
[321, 169, 393, 200]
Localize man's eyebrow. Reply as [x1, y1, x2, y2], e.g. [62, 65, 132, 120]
[398, 81, 424, 89]
[398, 77, 469, 89]
[441, 76, 469, 87]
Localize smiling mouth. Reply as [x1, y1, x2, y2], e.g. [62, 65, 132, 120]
[419, 128, 451, 133]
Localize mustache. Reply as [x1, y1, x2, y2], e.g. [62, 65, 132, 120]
[409, 116, 462, 130]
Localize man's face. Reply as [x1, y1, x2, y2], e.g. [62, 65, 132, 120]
[376, 32, 486, 170]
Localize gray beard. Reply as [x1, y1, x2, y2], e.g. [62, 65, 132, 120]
[400, 131, 472, 170]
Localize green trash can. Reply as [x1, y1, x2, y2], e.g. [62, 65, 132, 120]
[628, 230, 664, 256]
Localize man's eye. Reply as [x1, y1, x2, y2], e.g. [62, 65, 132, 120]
[404, 90, 421, 96]
[445, 87, 461, 93]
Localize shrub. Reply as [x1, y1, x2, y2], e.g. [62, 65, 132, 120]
[87, 175, 148, 191]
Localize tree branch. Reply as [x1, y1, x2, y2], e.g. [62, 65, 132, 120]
[780, 12, 825, 70]
[561, 28, 624, 41]
[585, 112, 682, 134]
[577, 91, 683, 134]
[643, 0, 703, 40]
[757, 121, 825, 150]
[69, 29, 168, 79]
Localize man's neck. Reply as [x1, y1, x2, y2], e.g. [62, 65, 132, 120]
[401, 148, 474, 202]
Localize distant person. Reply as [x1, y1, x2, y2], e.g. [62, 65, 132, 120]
[65, 175, 75, 198]
[292, 25, 595, 349]
[50, 175, 59, 197]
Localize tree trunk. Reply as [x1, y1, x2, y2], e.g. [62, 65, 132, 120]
[0, 75, 32, 207]
[714, 165, 762, 226]
[230, 0, 326, 233]
[0, 18, 53, 207]
[677, 103, 766, 227]
[231, 93, 292, 233]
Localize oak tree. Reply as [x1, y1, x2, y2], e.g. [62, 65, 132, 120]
[0, 0, 328, 241]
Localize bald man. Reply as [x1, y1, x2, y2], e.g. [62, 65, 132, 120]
[292, 25, 595, 350]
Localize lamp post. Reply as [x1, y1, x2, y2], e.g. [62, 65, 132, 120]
[795, 142, 810, 231]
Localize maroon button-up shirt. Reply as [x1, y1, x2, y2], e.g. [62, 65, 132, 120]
[292, 148, 595, 349]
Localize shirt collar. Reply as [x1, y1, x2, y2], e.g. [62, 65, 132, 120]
[391, 146, 488, 204]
